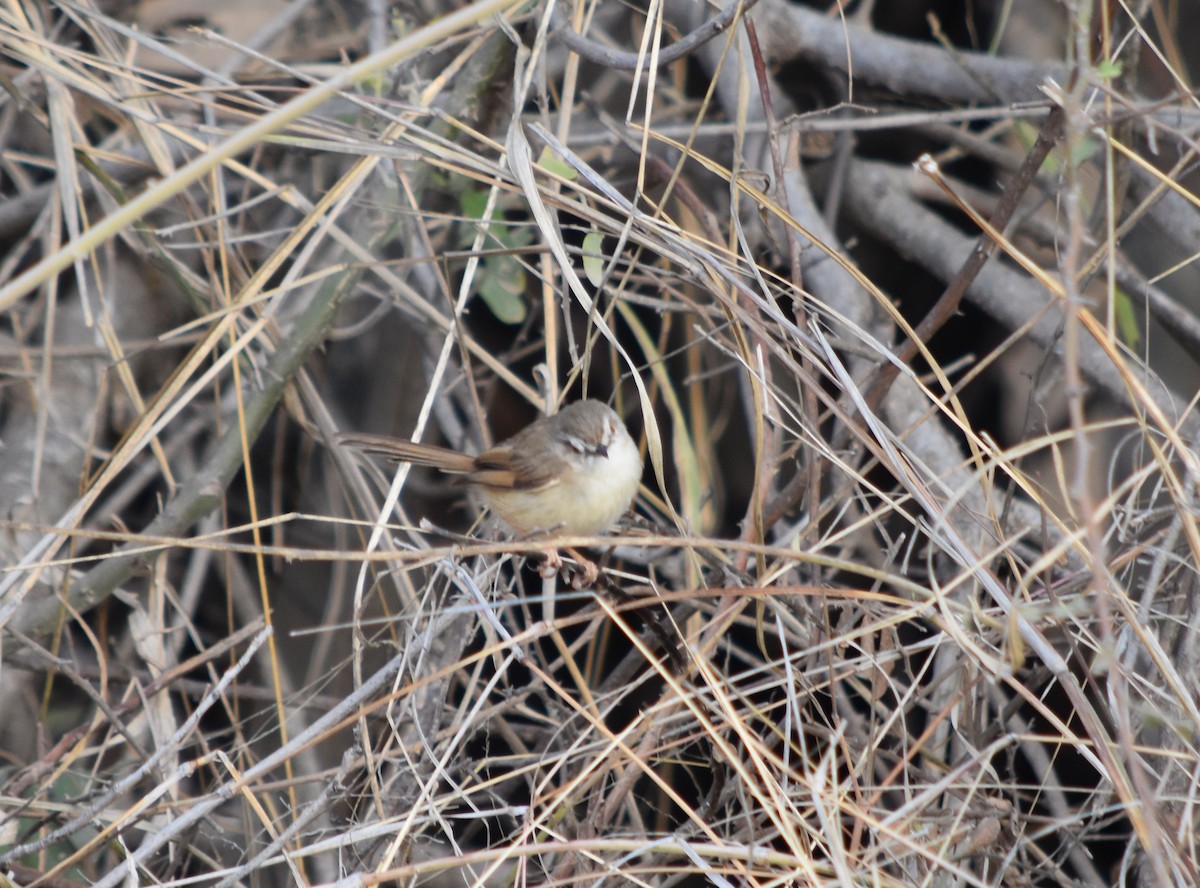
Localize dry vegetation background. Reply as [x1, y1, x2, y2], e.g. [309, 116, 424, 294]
[2, 0, 1200, 885]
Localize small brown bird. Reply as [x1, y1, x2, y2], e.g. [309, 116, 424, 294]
[339, 399, 642, 538]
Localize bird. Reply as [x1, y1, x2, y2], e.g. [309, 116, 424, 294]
[339, 399, 642, 539]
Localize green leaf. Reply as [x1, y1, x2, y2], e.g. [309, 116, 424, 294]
[1013, 120, 1038, 152]
[537, 146, 577, 180]
[1068, 134, 1098, 166]
[506, 224, 534, 248]
[460, 188, 493, 221]
[1113, 286, 1140, 350]
[1017, 120, 1097, 174]
[477, 254, 527, 324]
[582, 231, 605, 286]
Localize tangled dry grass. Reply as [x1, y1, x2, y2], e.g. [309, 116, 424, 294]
[3, 1, 1200, 885]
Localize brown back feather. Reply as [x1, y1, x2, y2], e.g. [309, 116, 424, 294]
[337, 433, 477, 474]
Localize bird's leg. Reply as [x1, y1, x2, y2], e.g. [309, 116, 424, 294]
[532, 548, 599, 588]
[536, 549, 563, 578]
[562, 546, 600, 589]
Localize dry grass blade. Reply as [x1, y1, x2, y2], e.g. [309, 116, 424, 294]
[3, 1, 1200, 886]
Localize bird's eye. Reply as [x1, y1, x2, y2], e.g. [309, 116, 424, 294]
[564, 434, 609, 459]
